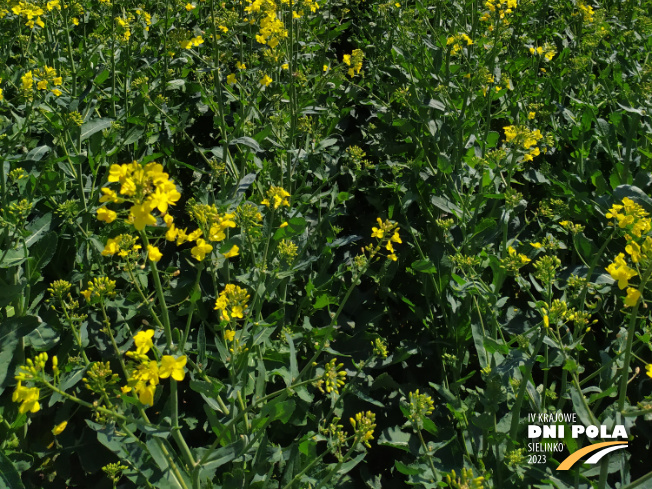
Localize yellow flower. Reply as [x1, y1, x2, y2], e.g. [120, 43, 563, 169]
[51, 89, 62, 96]
[281, 63, 289, 70]
[503, 125, 517, 142]
[159, 355, 187, 381]
[147, 244, 162, 262]
[52, 421, 67, 435]
[261, 186, 291, 209]
[236, 61, 246, 70]
[191, 36, 204, 47]
[625, 241, 642, 263]
[227, 73, 237, 85]
[624, 288, 641, 308]
[97, 207, 117, 223]
[530, 242, 543, 249]
[323, 65, 329, 72]
[134, 329, 155, 354]
[280, 221, 289, 228]
[223, 245, 239, 258]
[21, 71, 34, 91]
[606, 253, 638, 289]
[72, 17, 79, 25]
[214, 284, 250, 321]
[646, 364, 652, 379]
[224, 329, 236, 341]
[138, 383, 156, 406]
[543, 315, 549, 328]
[260, 74, 272, 87]
[528, 111, 536, 119]
[191, 238, 213, 261]
[371, 218, 384, 238]
[12, 383, 40, 414]
[185, 2, 195, 9]
[129, 202, 156, 230]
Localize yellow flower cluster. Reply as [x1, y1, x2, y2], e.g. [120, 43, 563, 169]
[576, 0, 594, 22]
[349, 411, 376, 448]
[12, 352, 55, 414]
[21, 66, 63, 96]
[114, 14, 135, 41]
[180, 35, 204, 49]
[343, 49, 364, 77]
[529, 44, 556, 61]
[604, 198, 652, 308]
[606, 197, 652, 238]
[314, 358, 347, 395]
[81, 276, 117, 301]
[290, 0, 318, 18]
[406, 389, 434, 430]
[122, 330, 187, 406]
[102, 233, 142, 258]
[10, 0, 53, 28]
[261, 186, 291, 209]
[13, 382, 41, 413]
[541, 299, 593, 329]
[175, 201, 241, 261]
[214, 284, 250, 321]
[371, 217, 402, 261]
[245, 0, 288, 49]
[480, 0, 517, 24]
[503, 125, 544, 161]
[446, 33, 473, 56]
[135, 8, 151, 30]
[502, 245, 531, 273]
[99, 161, 181, 232]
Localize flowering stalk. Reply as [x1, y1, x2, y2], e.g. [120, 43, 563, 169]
[140, 232, 173, 349]
[617, 264, 652, 414]
[508, 327, 545, 449]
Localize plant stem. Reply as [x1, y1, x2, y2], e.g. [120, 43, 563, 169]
[140, 233, 173, 349]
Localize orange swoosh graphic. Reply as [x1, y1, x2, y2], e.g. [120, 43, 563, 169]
[557, 441, 628, 470]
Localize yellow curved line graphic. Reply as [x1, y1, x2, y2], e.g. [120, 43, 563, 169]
[557, 441, 628, 470]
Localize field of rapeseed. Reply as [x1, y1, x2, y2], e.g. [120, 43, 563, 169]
[1, 0, 652, 487]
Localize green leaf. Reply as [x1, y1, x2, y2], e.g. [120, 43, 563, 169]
[411, 259, 436, 274]
[28, 232, 57, 280]
[378, 426, 413, 452]
[25, 213, 53, 247]
[0, 316, 40, 388]
[0, 451, 25, 489]
[94, 69, 110, 84]
[25, 145, 51, 162]
[80, 119, 113, 141]
[395, 460, 420, 475]
[313, 294, 333, 309]
[486, 131, 500, 148]
[0, 281, 25, 308]
[231, 136, 262, 153]
[0, 249, 26, 268]
[260, 399, 296, 424]
[24, 323, 59, 350]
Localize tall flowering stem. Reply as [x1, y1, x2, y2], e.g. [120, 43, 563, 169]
[617, 264, 652, 415]
[141, 232, 173, 350]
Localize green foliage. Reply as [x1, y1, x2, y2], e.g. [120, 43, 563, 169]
[1, 0, 652, 487]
